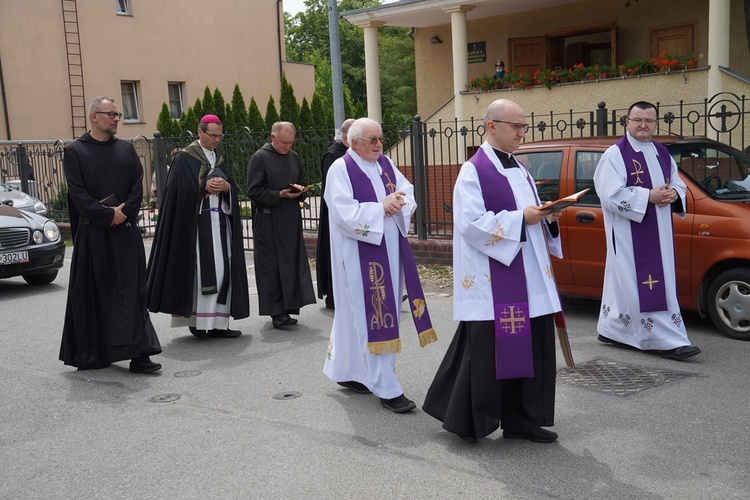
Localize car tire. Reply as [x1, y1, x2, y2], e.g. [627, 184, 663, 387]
[22, 271, 58, 286]
[707, 268, 750, 340]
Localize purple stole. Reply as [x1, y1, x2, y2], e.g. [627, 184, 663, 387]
[470, 147, 534, 380]
[343, 152, 437, 355]
[616, 136, 671, 312]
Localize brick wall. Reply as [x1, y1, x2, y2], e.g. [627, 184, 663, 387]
[303, 231, 453, 266]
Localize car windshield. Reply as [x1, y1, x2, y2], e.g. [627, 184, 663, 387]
[670, 143, 750, 201]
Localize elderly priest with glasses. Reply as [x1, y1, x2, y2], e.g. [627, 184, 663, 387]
[322, 117, 438, 413]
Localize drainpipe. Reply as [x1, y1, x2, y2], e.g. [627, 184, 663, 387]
[0, 52, 11, 140]
[277, 0, 284, 84]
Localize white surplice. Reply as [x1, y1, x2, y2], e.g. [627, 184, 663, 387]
[593, 133, 691, 350]
[322, 150, 416, 399]
[171, 147, 233, 331]
[453, 142, 562, 321]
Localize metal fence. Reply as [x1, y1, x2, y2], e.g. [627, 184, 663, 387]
[2, 93, 748, 246]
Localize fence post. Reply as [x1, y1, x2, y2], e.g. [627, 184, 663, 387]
[596, 101, 608, 136]
[153, 131, 167, 209]
[17, 142, 31, 194]
[410, 115, 427, 240]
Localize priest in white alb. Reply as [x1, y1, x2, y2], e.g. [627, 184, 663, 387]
[423, 99, 563, 444]
[593, 101, 700, 360]
[322, 118, 437, 414]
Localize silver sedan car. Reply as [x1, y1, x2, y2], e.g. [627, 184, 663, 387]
[0, 182, 46, 215]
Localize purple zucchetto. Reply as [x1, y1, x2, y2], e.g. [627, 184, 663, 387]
[200, 114, 222, 124]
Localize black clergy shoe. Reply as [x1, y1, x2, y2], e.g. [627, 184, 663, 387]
[77, 363, 111, 371]
[380, 394, 417, 413]
[189, 327, 209, 339]
[502, 422, 558, 444]
[129, 356, 162, 374]
[597, 334, 634, 350]
[337, 381, 372, 394]
[458, 434, 478, 444]
[207, 328, 242, 338]
[272, 314, 298, 329]
[659, 345, 701, 360]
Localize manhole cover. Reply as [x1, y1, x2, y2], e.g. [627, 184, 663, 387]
[149, 394, 181, 403]
[272, 391, 303, 400]
[557, 358, 699, 397]
[174, 370, 202, 378]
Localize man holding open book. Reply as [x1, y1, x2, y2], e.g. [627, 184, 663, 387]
[423, 99, 564, 444]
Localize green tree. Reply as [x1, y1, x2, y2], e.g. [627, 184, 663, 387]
[285, 0, 384, 113]
[156, 102, 179, 138]
[248, 97, 265, 132]
[182, 107, 199, 135]
[279, 74, 300, 125]
[231, 84, 248, 128]
[343, 84, 354, 119]
[265, 95, 280, 130]
[212, 88, 226, 123]
[310, 92, 326, 128]
[325, 108, 334, 129]
[201, 86, 215, 116]
[299, 97, 313, 130]
[378, 27, 417, 117]
[354, 101, 366, 119]
[222, 103, 236, 133]
[192, 98, 203, 122]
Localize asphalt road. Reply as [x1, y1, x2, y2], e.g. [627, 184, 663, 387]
[1, 247, 749, 499]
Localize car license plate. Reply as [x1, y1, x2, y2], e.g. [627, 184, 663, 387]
[0, 251, 29, 264]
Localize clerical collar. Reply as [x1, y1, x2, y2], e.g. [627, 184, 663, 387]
[491, 147, 519, 169]
[350, 149, 382, 173]
[200, 144, 216, 167]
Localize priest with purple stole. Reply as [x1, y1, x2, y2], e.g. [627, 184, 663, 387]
[423, 99, 563, 444]
[323, 118, 437, 414]
[593, 101, 700, 360]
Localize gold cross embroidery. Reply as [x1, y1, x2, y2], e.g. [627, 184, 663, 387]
[642, 274, 659, 290]
[630, 159, 644, 185]
[499, 305, 526, 334]
[382, 171, 396, 194]
[545, 266, 553, 279]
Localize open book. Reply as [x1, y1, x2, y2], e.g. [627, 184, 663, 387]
[288, 183, 314, 193]
[539, 188, 590, 212]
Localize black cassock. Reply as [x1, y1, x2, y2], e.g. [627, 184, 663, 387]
[60, 134, 161, 369]
[146, 142, 249, 320]
[246, 143, 315, 316]
[315, 140, 347, 306]
[422, 316, 556, 440]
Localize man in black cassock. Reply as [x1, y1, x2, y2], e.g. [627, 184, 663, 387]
[422, 99, 563, 443]
[315, 118, 354, 310]
[59, 96, 161, 373]
[147, 115, 249, 338]
[246, 121, 315, 329]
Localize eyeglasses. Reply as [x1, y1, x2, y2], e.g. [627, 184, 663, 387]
[361, 136, 386, 145]
[491, 120, 529, 133]
[204, 133, 224, 140]
[628, 117, 658, 125]
[95, 111, 123, 119]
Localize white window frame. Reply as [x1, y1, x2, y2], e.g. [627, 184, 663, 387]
[115, 0, 131, 15]
[167, 82, 185, 119]
[120, 81, 140, 122]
